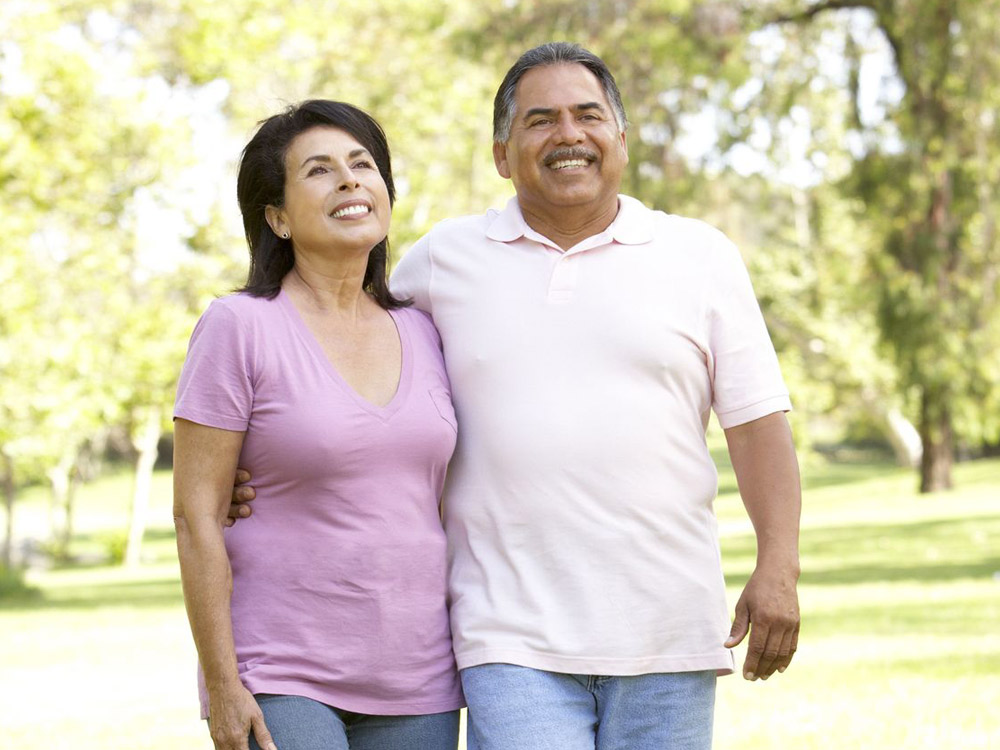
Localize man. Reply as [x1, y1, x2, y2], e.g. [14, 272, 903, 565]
[234, 42, 800, 749]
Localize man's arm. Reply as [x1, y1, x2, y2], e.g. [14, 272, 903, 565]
[722, 411, 801, 681]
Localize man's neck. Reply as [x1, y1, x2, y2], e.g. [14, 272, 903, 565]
[519, 198, 620, 251]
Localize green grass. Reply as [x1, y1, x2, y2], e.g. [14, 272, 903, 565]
[1, 456, 998, 749]
[714, 456, 999, 750]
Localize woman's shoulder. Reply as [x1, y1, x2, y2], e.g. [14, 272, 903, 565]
[393, 305, 442, 347]
[394, 304, 436, 332]
[210, 290, 281, 313]
[200, 291, 284, 325]
[190, 292, 286, 345]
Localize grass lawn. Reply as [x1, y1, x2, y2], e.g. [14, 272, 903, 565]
[1, 455, 998, 749]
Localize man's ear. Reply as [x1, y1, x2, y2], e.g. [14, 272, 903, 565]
[493, 141, 511, 179]
[619, 130, 629, 164]
[264, 205, 287, 239]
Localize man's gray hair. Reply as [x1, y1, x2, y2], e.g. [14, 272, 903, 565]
[492, 42, 628, 143]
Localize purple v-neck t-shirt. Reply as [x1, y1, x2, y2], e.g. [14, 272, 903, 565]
[174, 290, 463, 717]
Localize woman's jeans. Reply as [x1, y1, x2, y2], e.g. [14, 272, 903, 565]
[247, 693, 460, 750]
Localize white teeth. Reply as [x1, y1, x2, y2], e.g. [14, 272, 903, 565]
[332, 204, 370, 218]
[551, 159, 588, 170]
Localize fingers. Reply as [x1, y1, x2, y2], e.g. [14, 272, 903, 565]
[725, 598, 749, 650]
[775, 623, 799, 675]
[209, 723, 250, 750]
[231, 486, 256, 504]
[250, 712, 278, 750]
[231, 469, 256, 506]
[227, 502, 253, 520]
[743, 619, 799, 681]
[742, 620, 769, 681]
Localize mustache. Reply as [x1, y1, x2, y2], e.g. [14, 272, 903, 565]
[542, 147, 597, 166]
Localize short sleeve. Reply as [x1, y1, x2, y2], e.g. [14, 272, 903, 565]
[708, 237, 791, 428]
[390, 234, 433, 314]
[174, 298, 254, 432]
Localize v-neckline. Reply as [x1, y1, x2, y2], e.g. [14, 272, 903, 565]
[277, 289, 411, 420]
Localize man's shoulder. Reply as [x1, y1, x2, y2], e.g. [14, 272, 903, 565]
[616, 196, 742, 272]
[642, 205, 729, 243]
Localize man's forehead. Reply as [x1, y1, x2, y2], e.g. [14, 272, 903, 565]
[515, 63, 608, 107]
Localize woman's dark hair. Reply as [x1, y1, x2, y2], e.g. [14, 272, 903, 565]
[236, 99, 409, 308]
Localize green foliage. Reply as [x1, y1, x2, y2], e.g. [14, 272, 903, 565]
[2, 0, 999, 547]
[99, 530, 129, 565]
[733, 1, 1000, 487]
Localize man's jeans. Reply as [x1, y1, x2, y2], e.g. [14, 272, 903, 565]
[461, 664, 716, 750]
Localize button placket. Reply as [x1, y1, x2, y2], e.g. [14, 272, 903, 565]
[547, 253, 579, 303]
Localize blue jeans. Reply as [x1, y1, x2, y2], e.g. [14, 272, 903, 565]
[461, 664, 716, 750]
[247, 694, 460, 750]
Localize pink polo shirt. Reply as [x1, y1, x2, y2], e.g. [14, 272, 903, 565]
[391, 195, 791, 676]
[174, 290, 464, 717]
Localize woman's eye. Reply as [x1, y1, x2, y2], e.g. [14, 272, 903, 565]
[353, 160, 374, 169]
[307, 165, 328, 176]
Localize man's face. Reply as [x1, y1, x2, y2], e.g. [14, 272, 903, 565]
[494, 63, 628, 223]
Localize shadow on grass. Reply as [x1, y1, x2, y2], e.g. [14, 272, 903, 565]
[42, 527, 180, 571]
[885, 652, 1000, 677]
[802, 594, 1000, 638]
[0, 575, 183, 613]
[712, 449, 910, 497]
[722, 516, 1000, 586]
[799, 462, 909, 491]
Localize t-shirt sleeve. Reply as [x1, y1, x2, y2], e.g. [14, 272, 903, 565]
[174, 299, 253, 432]
[708, 236, 791, 429]
[390, 234, 433, 314]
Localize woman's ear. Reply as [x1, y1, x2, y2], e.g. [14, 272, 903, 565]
[265, 205, 288, 239]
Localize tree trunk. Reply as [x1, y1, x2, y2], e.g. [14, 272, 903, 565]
[124, 407, 162, 568]
[47, 450, 77, 561]
[918, 388, 954, 492]
[2, 453, 15, 570]
[883, 407, 923, 468]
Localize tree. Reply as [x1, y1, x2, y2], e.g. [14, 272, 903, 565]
[0, 0, 239, 564]
[756, 0, 1000, 490]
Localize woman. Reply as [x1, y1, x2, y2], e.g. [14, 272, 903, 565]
[173, 100, 463, 750]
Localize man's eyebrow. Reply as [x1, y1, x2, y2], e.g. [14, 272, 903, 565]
[299, 148, 370, 168]
[522, 102, 606, 121]
[523, 107, 558, 121]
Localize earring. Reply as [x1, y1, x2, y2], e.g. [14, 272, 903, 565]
[282, 233, 289, 239]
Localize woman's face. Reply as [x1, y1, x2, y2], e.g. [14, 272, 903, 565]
[267, 126, 391, 258]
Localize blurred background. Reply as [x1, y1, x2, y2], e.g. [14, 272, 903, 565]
[1, 1, 997, 748]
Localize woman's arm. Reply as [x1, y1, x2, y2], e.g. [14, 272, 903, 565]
[173, 418, 276, 750]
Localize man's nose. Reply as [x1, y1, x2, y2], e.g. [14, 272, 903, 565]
[554, 114, 584, 144]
